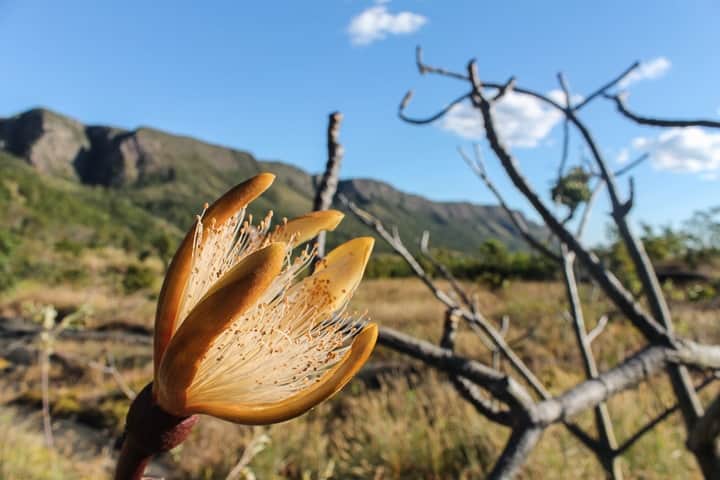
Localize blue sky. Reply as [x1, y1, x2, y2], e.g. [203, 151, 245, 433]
[1, 0, 719, 244]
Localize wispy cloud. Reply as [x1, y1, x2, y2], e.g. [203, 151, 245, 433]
[347, 5, 427, 46]
[616, 147, 630, 164]
[631, 127, 720, 176]
[441, 90, 582, 148]
[618, 57, 671, 89]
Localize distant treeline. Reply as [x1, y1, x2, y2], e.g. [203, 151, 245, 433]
[366, 206, 720, 295]
[365, 238, 558, 289]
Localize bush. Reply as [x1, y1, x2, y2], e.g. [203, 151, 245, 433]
[686, 283, 716, 302]
[0, 230, 18, 292]
[122, 264, 156, 293]
[54, 238, 83, 256]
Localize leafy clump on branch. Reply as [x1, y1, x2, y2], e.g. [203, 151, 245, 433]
[551, 166, 592, 213]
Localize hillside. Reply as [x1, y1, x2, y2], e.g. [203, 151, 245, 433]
[0, 107, 545, 254]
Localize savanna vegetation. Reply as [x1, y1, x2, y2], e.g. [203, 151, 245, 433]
[1, 193, 718, 478]
[2, 48, 720, 480]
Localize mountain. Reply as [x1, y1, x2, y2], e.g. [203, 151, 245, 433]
[0, 107, 545, 254]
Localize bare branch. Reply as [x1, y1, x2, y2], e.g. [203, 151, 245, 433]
[398, 91, 470, 125]
[312, 111, 345, 259]
[377, 325, 535, 411]
[573, 61, 640, 111]
[500, 315, 510, 337]
[415, 45, 468, 81]
[568, 92, 706, 426]
[225, 428, 271, 480]
[491, 76, 516, 102]
[614, 153, 649, 178]
[440, 308, 515, 425]
[343, 195, 552, 400]
[605, 93, 720, 128]
[89, 353, 136, 401]
[464, 62, 669, 344]
[616, 177, 635, 218]
[561, 244, 621, 478]
[533, 343, 720, 426]
[618, 374, 718, 455]
[340, 194, 456, 306]
[576, 180, 604, 240]
[668, 341, 720, 370]
[586, 315, 608, 344]
[459, 146, 561, 262]
[556, 72, 572, 179]
[439, 307, 460, 350]
[420, 231, 475, 309]
[488, 424, 543, 480]
[688, 393, 720, 478]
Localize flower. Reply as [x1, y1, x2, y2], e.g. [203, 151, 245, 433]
[151, 173, 378, 424]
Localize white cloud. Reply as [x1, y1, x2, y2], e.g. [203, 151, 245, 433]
[440, 89, 582, 148]
[347, 5, 427, 46]
[618, 57, 671, 89]
[616, 148, 630, 164]
[631, 127, 720, 175]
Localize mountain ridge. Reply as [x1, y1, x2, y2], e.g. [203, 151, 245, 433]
[0, 107, 545, 253]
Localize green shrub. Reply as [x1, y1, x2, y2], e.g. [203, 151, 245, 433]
[686, 283, 716, 302]
[122, 264, 156, 293]
[54, 238, 83, 256]
[0, 230, 18, 292]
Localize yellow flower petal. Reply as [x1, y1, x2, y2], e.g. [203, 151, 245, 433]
[272, 210, 344, 245]
[184, 323, 378, 424]
[153, 173, 275, 377]
[308, 236, 375, 312]
[155, 242, 286, 413]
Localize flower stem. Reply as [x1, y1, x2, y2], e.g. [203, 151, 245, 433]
[114, 383, 198, 480]
[114, 439, 151, 480]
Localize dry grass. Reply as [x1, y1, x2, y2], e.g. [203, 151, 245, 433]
[1, 275, 719, 479]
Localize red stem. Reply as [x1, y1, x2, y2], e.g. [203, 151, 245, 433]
[114, 383, 198, 480]
[114, 439, 151, 480]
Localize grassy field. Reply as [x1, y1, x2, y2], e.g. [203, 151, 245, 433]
[1, 258, 719, 479]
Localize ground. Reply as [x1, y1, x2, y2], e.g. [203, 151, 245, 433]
[1, 270, 719, 479]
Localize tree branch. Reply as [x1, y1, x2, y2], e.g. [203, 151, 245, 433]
[377, 325, 535, 411]
[398, 90, 471, 125]
[459, 145, 561, 262]
[342, 195, 552, 400]
[572, 62, 640, 111]
[463, 59, 670, 345]
[560, 244, 622, 478]
[488, 424, 543, 480]
[312, 111, 344, 259]
[415, 45, 469, 81]
[605, 93, 720, 128]
[618, 373, 718, 455]
[688, 392, 720, 479]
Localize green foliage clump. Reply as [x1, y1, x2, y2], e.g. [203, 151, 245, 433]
[0, 230, 19, 292]
[365, 254, 416, 278]
[640, 224, 689, 263]
[122, 264, 157, 293]
[551, 167, 591, 212]
[686, 283, 716, 302]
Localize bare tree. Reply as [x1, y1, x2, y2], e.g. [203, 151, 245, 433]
[332, 48, 720, 479]
[312, 111, 345, 262]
